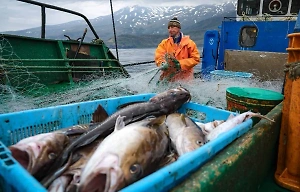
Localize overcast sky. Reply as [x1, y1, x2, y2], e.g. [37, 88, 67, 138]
[1, 0, 231, 32]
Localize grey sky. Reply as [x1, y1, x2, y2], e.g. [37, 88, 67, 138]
[1, 0, 231, 31]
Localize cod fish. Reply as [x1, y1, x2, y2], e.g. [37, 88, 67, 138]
[79, 115, 169, 192]
[9, 125, 96, 178]
[166, 113, 205, 156]
[205, 111, 275, 142]
[9, 132, 69, 175]
[42, 87, 191, 187]
[48, 137, 104, 192]
[10, 104, 109, 179]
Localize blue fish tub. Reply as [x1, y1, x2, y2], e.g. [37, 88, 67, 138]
[0, 93, 253, 192]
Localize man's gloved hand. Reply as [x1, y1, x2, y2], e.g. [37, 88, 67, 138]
[160, 62, 169, 71]
[170, 58, 181, 70]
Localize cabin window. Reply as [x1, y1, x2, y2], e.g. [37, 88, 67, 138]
[290, 1, 300, 14]
[239, 26, 258, 47]
[237, 0, 260, 16]
[262, 0, 289, 15]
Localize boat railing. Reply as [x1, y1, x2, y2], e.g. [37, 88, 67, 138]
[0, 58, 122, 74]
[16, 0, 99, 40]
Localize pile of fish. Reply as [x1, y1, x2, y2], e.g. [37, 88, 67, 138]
[8, 87, 275, 192]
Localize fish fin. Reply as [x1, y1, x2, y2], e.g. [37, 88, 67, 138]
[147, 115, 166, 128]
[246, 112, 275, 123]
[60, 124, 90, 136]
[212, 120, 225, 128]
[227, 113, 235, 121]
[91, 105, 109, 123]
[114, 115, 126, 131]
[180, 114, 188, 126]
[198, 124, 209, 135]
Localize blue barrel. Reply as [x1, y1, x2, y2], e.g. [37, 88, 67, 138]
[201, 30, 220, 76]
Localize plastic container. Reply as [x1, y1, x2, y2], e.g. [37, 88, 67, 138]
[0, 93, 253, 192]
[226, 87, 283, 124]
[226, 87, 283, 114]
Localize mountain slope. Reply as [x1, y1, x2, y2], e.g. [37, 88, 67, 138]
[3, 2, 237, 48]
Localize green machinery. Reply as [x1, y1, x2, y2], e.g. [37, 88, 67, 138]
[0, 0, 130, 91]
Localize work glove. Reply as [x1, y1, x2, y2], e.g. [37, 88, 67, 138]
[160, 62, 169, 71]
[170, 58, 181, 70]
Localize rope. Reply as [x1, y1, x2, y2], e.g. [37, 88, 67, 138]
[284, 61, 300, 80]
[122, 60, 155, 67]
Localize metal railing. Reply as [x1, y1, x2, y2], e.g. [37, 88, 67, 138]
[17, 0, 99, 39]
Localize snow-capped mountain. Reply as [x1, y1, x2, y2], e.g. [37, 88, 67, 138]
[108, 2, 236, 35]
[4, 2, 237, 48]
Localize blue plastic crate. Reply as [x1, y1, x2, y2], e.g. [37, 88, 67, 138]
[0, 93, 253, 192]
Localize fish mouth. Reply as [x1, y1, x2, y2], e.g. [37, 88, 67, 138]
[180, 87, 191, 102]
[9, 147, 31, 172]
[80, 154, 124, 192]
[80, 173, 107, 192]
[175, 86, 191, 102]
[9, 142, 44, 174]
[80, 168, 124, 192]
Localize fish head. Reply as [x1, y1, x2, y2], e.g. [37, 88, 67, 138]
[183, 117, 206, 152]
[79, 152, 145, 192]
[9, 132, 69, 174]
[174, 127, 205, 156]
[80, 116, 168, 192]
[183, 128, 205, 149]
[167, 114, 205, 155]
[79, 152, 125, 192]
[119, 115, 168, 186]
[150, 87, 191, 113]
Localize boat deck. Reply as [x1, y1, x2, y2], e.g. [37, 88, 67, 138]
[259, 168, 291, 192]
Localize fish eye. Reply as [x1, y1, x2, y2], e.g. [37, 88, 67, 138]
[130, 164, 142, 176]
[196, 140, 203, 146]
[48, 152, 57, 159]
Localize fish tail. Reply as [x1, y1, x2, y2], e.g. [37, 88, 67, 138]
[248, 113, 275, 123]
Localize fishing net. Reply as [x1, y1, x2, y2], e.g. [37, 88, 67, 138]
[0, 36, 47, 95]
[0, 35, 284, 115]
[0, 36, 50, 113]
[0, 36, 139, 113]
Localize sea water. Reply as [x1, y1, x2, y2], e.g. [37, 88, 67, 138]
[0, 48, 283, 114]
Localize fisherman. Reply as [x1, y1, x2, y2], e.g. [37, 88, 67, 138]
[154, 17, 200, 82]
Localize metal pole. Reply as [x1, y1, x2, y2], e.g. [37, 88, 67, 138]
[110, 0, 119, 61]
[41, 5, 46, 38]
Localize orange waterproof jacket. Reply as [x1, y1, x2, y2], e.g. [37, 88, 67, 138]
[155, 33, 200, 81]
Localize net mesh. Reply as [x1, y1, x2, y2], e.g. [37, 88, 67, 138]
[0, 36, 48, 95]
[0, 36, 284, 114]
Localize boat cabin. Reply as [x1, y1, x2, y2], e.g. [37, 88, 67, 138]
[237, 0, 300, 19]
[201, 0, 299, 80]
